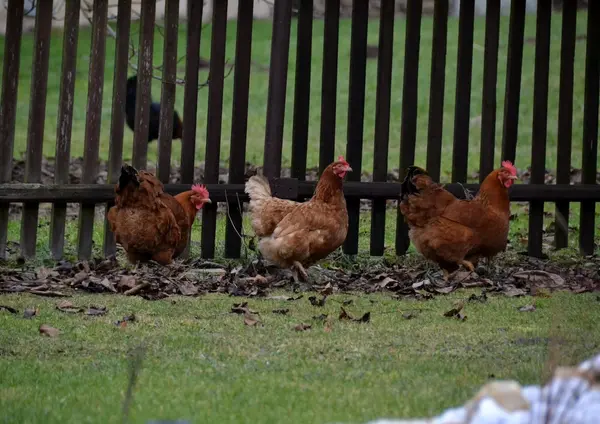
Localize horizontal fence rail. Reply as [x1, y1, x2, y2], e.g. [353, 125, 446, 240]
[0, 0, 598, 261]
[2, 183, 600, 203]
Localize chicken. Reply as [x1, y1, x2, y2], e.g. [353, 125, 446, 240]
[107, 165, 211, 265]
[245, 157, 352, 281]
[125, 75, 183, 143]
[399, 161, 517, 279]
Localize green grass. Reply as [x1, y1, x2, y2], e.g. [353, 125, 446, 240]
[1, 291, 599, 424]
[1, 11, 594, 178]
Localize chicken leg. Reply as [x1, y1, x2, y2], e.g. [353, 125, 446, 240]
[292, 261, 309, 282]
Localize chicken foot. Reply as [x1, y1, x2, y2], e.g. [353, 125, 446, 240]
[291, 261, 309, 283]
[442, 260, 476, 281]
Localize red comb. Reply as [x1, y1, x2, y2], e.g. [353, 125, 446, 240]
[192, 184, 209, 196]
[501, 160, 517, 176]
[337, 155, 347, 163]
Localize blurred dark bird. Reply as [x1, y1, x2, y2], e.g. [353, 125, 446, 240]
[125, 75, 183, 143]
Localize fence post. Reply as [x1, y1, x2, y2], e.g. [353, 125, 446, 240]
[224, 0, 255, 259]
[131, 0, 156, 170]
[370, 0, 395, 256]
[201, 0, 229, 259]
[319, 0, 340, 173]
[501, 0, 526, 163]
[343, 0, 369, 255]
[579, 0, 600, 255]
[425, 0, 448, 182]
[291, 0, 313, 181]
[451, 0, 475, 183]
[157, 0, 180, 183]
[0, 0, 24, 259]
[479, 0, 500, 182]
[50, 0, 81, 260]
[263, 0, 293, 178]
[104, 0, 132, 258]
[396, 0, 422, 256]
[21, 0, 54, 259]
[528, 1, 551, 259]
[78, 0, 109, 260]
[554, 0, 577, 250]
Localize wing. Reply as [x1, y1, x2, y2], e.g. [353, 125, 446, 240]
[400, 175, 459, 228]
[260, 201, 347, 264]
[250, 197, 300, 238]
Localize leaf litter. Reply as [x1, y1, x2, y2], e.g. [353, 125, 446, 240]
[0, 253, 598, 301]
[39, 324, 59, 337]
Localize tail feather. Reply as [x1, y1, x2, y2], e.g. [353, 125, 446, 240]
[400, 166, 428, 201]
[118, 165, 140, 191]
[245, 175, 272, 201]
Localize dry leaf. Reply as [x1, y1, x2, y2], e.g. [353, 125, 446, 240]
[513, 270, 565, 286]
[115, 314, 136, 327]
[319, 283, 334, 296]
[56, 300, 82, 313]
[272, 309, 289, 315]
[39, 324, 59, 337]
[231, 302, 258, 315]
[443, 301, 464, 316]
[402, 312, 415, 320]
[99, 278, 117, 293]
[243, 312, 261, 327]
[518, 304, 536, 312]
[308, 295, 327, 307]
[117, 275, 137, 291]
[339, 307, 370, 323]
[86, 306, 107, 316]
[23, 308, 38, 319]
[0, 305, 18, 314]
[293, 323, 312, 332]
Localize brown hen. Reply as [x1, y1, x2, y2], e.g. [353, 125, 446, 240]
[399, 161, 517, 279]
[107, 165, 210, 265]
[245, 157, 352, 281]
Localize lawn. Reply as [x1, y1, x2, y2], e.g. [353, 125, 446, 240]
[1, 9, 600, 424]
[1, 291, 599, 424]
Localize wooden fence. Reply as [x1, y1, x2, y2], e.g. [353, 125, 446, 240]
[0, 0, 599, 262]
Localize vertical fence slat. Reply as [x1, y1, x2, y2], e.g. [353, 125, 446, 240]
[343, 0, 369, 255]
[425, 0, 448, 182]
[131, 0, 156, 169]
[157, 0, 180, 183]
[201, 0, 228, 259]
[103, 0, 132, 258]
[178, 0, 205, 260]
[451, 0, 475, 183]
[291, 0, 313, 181]
[579, 0, 600, 255]
[263, 0, 293, 178]
[395, 0, 422, 256]
[319, 0, 340, 173]
[554, 1, 576, 250]
[20, 0, 54, 259]
[180, 0, 204, 184]
[224, 0, 254, 259]
[0, 0, 24, 259]
[501, 0, 526, 163]
[50, 0, 81, 260]
[78, 0, 108, 260]
[479, 0, 500, 182]
[370, 0, 394, 256]
[527, 1, 551, 259]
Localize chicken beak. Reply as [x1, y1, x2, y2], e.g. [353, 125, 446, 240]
[346, 166, 353, 172]
[202, 198, 212, 204]
[508, 175, 518, 180]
